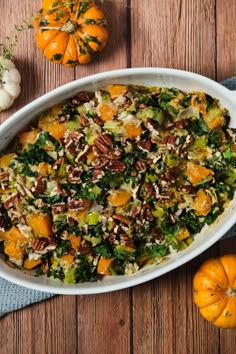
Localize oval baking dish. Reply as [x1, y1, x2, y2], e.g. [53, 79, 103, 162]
[0, 68, 235, 294]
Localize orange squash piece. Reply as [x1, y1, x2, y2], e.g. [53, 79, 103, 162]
[107, 189, 131, 207]
[24, 258, 42, 270]
[98, 103, 117, 121]
[60, 254, 75, 264]
[192, 189, 212, 216]
[19, 130, 38, 149]
[187, 162, 214, 185]
[48, 123, 66, 140]
[177, 226, 190, 241]
[203, 115, 224, 130]
[0, 153, 16, 169]
[68, 234, 81, 249]
[108, 85, 127, 99]
[26, 213, 53, 238]
[97, 256, 113, 275]
[193, 254, 236, 328]
[123, 123, 142, 139]
[38, 162, 53, 176]
[5, 241, 25, 260]
[5, 226, 27, 243]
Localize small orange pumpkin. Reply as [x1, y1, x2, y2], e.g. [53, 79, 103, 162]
[193, 254, 236, 328]
[34, 0, 108, 66]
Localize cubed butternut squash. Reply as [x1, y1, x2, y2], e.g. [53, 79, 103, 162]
[0, 153, 16, 169]
[48, 123, 66, 140]
[4, 241, 25, 260]
[98, 103, 117, 121]
[5, 226, 27, 243]
[26, 213, 53, 238]
[187, 162, 214, 185]
[192, 189, 212, 216]
[97, 256, 113, 275]
[177, 226, 190, 241]
[68, 234, 81, 249]
[107, 189, 131, 207]
[108, 85, 127, 99]
[123, 123, 142, 139]
[24, 258, 42, 270]
[203, 115, 224, 130]
[19, 130, 38, 149]
[60, 254, 75, 264]
[38, 162, 53, 176]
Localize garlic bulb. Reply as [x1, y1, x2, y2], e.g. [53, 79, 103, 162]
[0, 56, 21, 112]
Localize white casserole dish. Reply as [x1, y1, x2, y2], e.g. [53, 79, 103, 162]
[0, 67, 235, 294]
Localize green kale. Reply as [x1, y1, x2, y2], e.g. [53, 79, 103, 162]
[145, 244, 168, 258]
[94, 244, 112, 258]
[56, 240, 71, 258]
[75, 256, 96, 282]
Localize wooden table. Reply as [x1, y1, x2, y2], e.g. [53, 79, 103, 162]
[1, 1, 236, 353]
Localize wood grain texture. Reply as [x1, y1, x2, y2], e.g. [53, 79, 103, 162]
[0, 1, 236, 353]
[216, 0, 236, 80]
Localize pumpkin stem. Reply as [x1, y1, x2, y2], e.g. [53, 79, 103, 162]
[40, 21, 77, 33]
[226, 288, 236, 298]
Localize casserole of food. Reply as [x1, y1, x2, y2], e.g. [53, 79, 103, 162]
[0, 68, 235, 294]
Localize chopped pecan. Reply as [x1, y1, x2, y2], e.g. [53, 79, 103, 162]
[90, 169, 105, 183]
[168, 213, 176, 224]
[57, 114, 71, 123]
[179, 185, 196, 194]
[77, 240, 93, 255]
[112, 214, 131, 225]
[95, 157, 109, 169]
[68, 198, 86, 210]
[76, 145, 92, 161]
[0, 171, 9, 183]
[174, 119, 189, 129]
[131, 206, 141, 218]
[67, 216, 76, 226]
[52, 203, 66, 214]
[94, 134, 113, 153]
[108, 233, 117, 245]
[68, 165, 82, 183]
[80, 112, 90, 127]
[57, 181, 69, 197]
[75, 91, 91, 103]
[137, 139, 151, 152]
[33, 176, 45, 195]
[31, 238, 47, 252]
[135, 160, 147, 171]
[3, 194, 18, 209]
[0, 214, 8, 230]
[41, 262, 49, 274]
[106, 160, 126, 172]
[93, 116, 104, 126]
[182, 134, 194, 149]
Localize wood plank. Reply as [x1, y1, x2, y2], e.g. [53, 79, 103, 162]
[217, 1, 236, 348]
[45, 296, 77, 354]
[217, 0, 236, 81]
[131, 0, 216, 78]
[131, 1, 219, 353]
[77, 291, 130, 354]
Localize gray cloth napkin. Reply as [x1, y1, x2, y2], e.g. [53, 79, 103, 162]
[0, 77, 236, 318]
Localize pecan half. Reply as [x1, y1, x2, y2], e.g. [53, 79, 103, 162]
[106, 160, 126, 172]
[120, 233, 135, 248]
[112, 214, 131, 225]
[94, 134, 113, 153]
[137, 139, 151, 152]
[135, 160, 147, 171]
[90, 169, 105, 183]
[93, 116, 104, 126]
[140, 203, 154, 222]
[31, 238, 47, 252]
[165, 167, 178, 181]
[77, 240, 93, 255]
[95, 157, 109, 169]
[142, 182, 155, 197]
[80, 112, 90, 127]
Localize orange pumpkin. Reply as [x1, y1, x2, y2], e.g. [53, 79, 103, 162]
[193, 254, 236, 328]
[34, 0, 108, 66]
